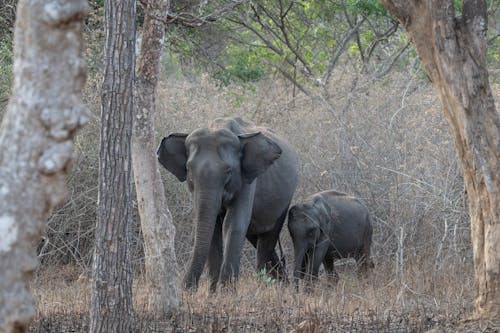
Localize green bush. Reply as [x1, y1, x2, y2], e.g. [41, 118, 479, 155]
[214, 46, 267, 85]
[253, 268, 277, 285]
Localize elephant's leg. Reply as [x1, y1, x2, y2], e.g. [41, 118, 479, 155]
[356, 247, 374, 278]
[302, 250, 315, 292]
[248, 233, 282, 275]
[323, 253, 339, 284]
[256, 232, 286, 281]
[256, 207, 288, 281]
[220, 221, 249, 285]
[219, 184, 255, 286]
[310, 243, 329, 282]
[358, 226, 374, 278]
[207, 216, 223, 292]
[248, 233, 285, 270]
[299, 251, 308, 279]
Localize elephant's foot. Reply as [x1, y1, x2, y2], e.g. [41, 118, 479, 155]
[183, 273, 200, 290]
[218, 263, 240, 291]
[218, 277, 238, 293]
[209, 279, 218, 293]
[356, 258, 374, 279]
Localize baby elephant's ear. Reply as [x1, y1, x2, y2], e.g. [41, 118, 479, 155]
[238, 132, 282, 184]
[157, 133, 188, 182]
[313, 197, 332, 224]
[288, 205, 299, 218]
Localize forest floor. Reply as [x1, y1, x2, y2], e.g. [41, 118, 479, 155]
[27, 264, 500, 333]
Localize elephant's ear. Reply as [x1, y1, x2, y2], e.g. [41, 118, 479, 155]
[288, 204, 301, 221]
[157, 133, 188, 182]
[313, 197, 333, 228]
[239, 132, 282, 184]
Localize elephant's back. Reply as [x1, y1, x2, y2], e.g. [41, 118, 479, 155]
[326, 194, 370, 228]
[321, 191, 372, 255]
[316, 191, 368, 217]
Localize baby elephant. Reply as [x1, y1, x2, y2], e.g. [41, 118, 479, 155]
[288, 190, 373, 289]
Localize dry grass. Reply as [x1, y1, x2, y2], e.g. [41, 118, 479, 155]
[30, 257, 480, 332]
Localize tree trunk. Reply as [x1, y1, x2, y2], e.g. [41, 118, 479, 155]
[382, 0, 499, 320]
[0, 1, 89, 332]
[89, 0, 136, 331]
[132, 0, 179, 315]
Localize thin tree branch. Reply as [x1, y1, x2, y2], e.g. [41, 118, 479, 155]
[341, 1, 365, 63]
[140, 0, 247, 27]
[275, 0, 315, 76]
[364, 19, 400, 63]
[323, 16, 367, 86]
[228, 15, 311, 79]
[261, 58, 312, 96]
[488, 33, 499, 45]
[250, 4, 288, 49]
[374, 41, 411, 78]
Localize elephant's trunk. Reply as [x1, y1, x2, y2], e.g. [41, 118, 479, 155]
[183, 189, 222, 289]
[293, 244, 307, 291]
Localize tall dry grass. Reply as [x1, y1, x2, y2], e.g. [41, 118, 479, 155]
[29, 64, 500, 331]
[30, 260, 474, 332]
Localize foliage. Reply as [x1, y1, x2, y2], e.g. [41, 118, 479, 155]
[163, 0, 500, 90]
[345, 0, 389, 16]
[212, 43, 268, 85]
[253, 268, 276, 285]
[165, 0, 408, 89]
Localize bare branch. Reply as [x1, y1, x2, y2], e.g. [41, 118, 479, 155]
[228, 14, 311, 79]
[261, 58, 312, 96]
[141, 0, 247, 27]
[341, 1, 365, 63]
[275, 1, 315, 76]
[364, 19, 400, 63]
[323, 16, 367, 85]
[374, 41, 411, 78]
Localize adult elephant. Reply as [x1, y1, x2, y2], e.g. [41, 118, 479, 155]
[157, 117, 299, 290]
[288, 190, 373, 290]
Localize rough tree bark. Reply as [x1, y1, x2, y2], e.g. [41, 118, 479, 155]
[382, 0, 499, 321]
[132, 0, 179, 315]
[89, 0, 136, 331]
[0, 0, 89, 332]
